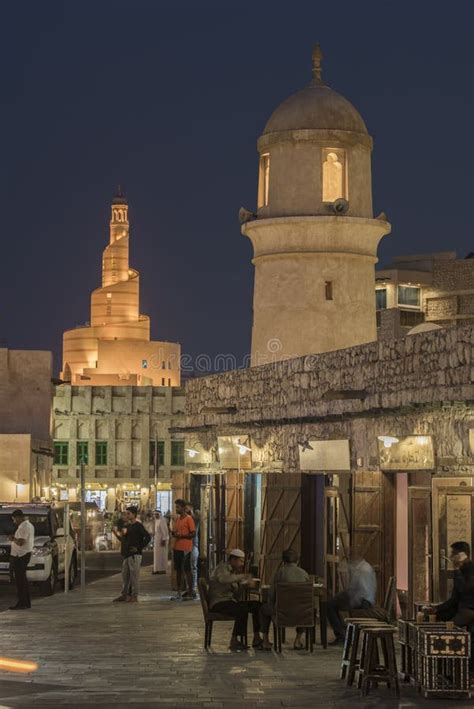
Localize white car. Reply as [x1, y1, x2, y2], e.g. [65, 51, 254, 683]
[0, 503, 78, 596]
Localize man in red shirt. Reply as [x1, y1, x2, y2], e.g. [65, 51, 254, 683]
[171, 499, 196, 600]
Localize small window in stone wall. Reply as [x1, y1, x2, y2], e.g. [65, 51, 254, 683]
[54, 442, 69, 465]
[322, 148, 346, 203]
[376, 288, 387, 310]
[258, 153, 270, 208]
[325, 281, 333, 301]
[95, 441, 108, 466]
[171, 440, 185, 467]
[398, 285, 421, 309]
[77, 441, 88, 465]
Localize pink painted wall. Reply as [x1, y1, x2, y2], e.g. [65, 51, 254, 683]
[396, 473, 409, 590]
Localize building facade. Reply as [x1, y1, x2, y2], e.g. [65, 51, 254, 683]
[376, 251, 474, 340]
[60, 191, 181, 387]
[179, 324, 474, 609]
[52, 384, 185, 511]
[0, 348, 53, 501]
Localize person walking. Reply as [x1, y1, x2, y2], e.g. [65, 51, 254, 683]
[113, 506, 151, 603]
[171, 499, 195, 600]
[153, 510, 169, 574]
[8, 509, 35, 610]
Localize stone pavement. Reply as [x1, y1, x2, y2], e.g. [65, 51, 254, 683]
[0, 570, 471, 708]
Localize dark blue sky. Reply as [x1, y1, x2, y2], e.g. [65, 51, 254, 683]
[2, 1, 473, 375]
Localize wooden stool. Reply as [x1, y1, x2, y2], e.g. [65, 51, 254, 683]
[340, 619, 388, 686]
[359, 626, 399, 697]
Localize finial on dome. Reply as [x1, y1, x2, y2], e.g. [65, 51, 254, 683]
[113, 185, 127, 205]
[312, 43, 323, 84]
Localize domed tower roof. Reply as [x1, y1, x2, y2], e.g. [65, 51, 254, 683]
[263, 45, 368, 136]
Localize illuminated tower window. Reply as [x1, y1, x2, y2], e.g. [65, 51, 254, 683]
[322, 149, 346, 203]
[258, 153, 270, 208]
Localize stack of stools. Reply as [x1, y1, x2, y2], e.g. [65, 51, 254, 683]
[340, 619, 392, 689]
[398, 618, 412, 681]
[417, 624, 471, 699]
[358, 626, 399, 696]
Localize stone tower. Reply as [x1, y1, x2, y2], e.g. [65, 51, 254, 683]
[60, 190, 180, 386]
[242, 46, 391, 365]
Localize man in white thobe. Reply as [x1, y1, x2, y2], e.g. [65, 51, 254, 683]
[153, 511, 169, 574]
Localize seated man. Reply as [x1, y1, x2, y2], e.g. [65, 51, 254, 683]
[327, 553, 376, 644]
[435, 541, 472, 622]
[208, 549, 262, 651]
[260, 548, 310, 650]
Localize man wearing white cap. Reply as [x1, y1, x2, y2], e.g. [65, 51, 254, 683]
[208, 549, 262, 651]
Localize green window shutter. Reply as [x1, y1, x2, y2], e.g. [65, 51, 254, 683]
[149, 441, 165, 466]
[171, 440, 184, 467]
[54, 442, 69, 465]
[95, 441, 108, 466]
[77, 441, 89, 465]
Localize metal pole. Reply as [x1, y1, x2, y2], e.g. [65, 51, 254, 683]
[64, 502, 70, 594]
[80, 461, 86, 589]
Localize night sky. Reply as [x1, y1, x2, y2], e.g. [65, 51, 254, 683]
[2, 1, 473, 376]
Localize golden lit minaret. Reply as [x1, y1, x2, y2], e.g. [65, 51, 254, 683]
[60, 190, 180, 386]
[89, 189, 149, 340]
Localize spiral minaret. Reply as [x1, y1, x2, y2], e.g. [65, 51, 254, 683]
[61, 191, 180, 386]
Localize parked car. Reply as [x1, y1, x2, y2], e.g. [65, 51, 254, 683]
[0, 503, 78, 596]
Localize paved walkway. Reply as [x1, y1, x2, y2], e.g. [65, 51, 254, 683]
[0, 570, 471, 708]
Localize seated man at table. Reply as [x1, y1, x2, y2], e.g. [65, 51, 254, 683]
[260, 548, 310, 650]
[327, 553, 376, 644]
[208, 549, 262, 651]
[435, 541, 472, 623]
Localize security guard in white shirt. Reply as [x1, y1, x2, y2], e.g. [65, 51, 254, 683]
[9, 509, 35, 610]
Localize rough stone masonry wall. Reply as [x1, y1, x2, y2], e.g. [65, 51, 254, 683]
[186, 324, 474, 428]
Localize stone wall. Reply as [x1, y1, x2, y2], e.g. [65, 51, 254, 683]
[186, 324, 474, 427]
[0, 348, 53, 440]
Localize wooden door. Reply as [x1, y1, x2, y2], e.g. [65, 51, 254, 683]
[352, 470, 384, 603]
[408, 487, 432, 610]
[432, 479, 474, 601]
[225, 470, 244, 552]
[260, 473, 301, 583]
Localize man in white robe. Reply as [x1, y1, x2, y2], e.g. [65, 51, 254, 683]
[153, 511, 169, 574]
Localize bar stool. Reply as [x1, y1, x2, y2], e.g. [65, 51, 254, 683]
[358, 626, 399, 697]
[340, 619, 388, 686]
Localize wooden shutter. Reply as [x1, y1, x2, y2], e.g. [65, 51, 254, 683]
[224, 471, 244, 552]
[352, 470, 384, 601]
[260, 473, 301, 583]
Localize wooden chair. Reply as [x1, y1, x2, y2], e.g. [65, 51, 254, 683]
[272, 582, 315, 653]
[197, 577, 248, 649]
[349, 576, 396, 622]
[340, 618, 388, 686]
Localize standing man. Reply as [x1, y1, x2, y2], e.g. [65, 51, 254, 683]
[152, 510, 169, 574]
[185, 503, 200, 597]
[9, 509, 34, 610]
[113, 506, 151, 604]
[171, 499, 195, 600]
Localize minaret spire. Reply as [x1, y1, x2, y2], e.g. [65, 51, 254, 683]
[312, 43, 324, 84]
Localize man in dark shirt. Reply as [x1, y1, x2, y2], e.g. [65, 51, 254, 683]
[113, 507, 151, 603]
[435, 541, 472, 624]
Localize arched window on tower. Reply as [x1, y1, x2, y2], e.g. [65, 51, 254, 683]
[258, 153, 270, 208]
[322, 149, 346, 203]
